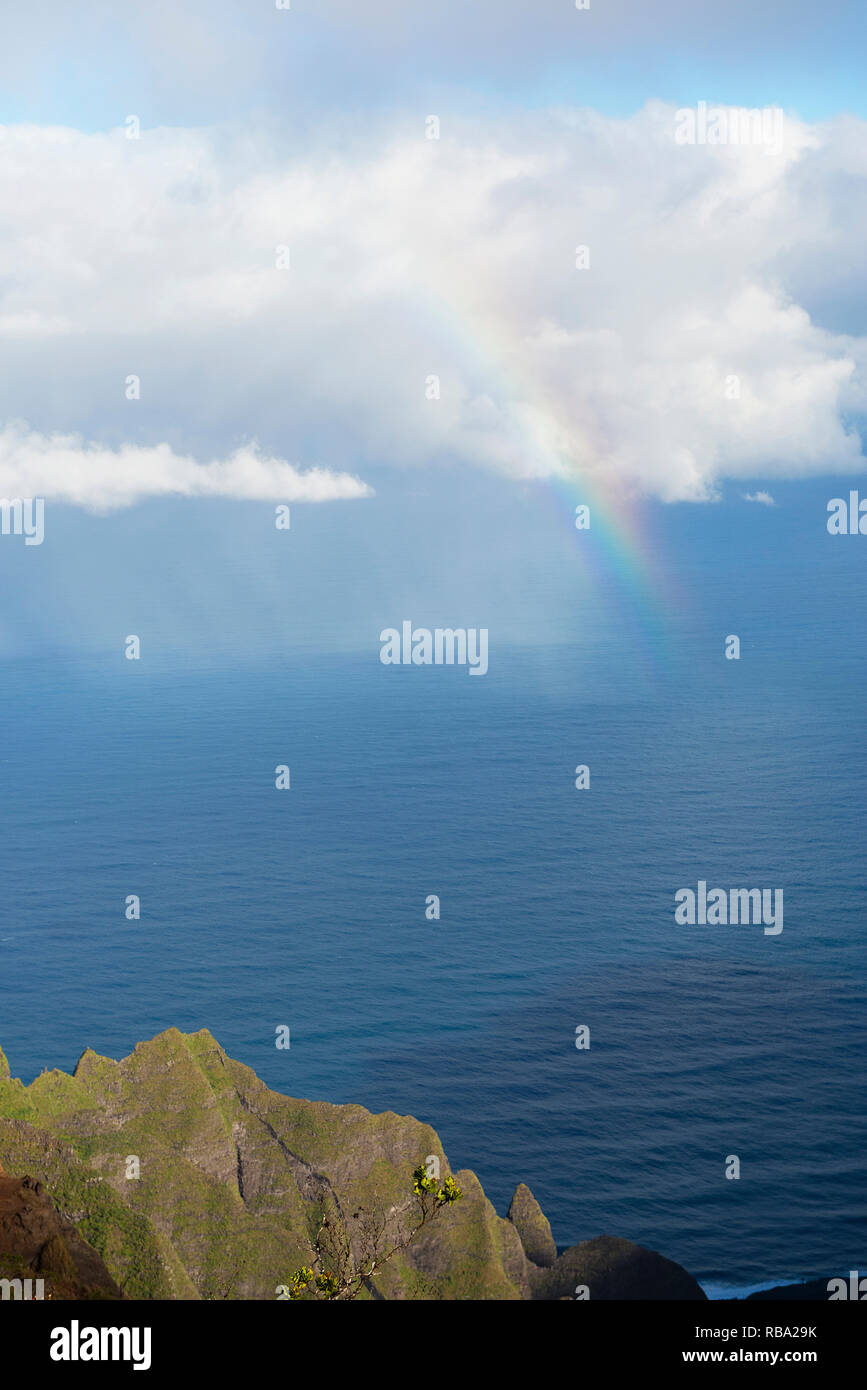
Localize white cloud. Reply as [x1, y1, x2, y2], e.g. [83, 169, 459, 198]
[0, 423, 373, 511]
[742, 490, 776, 505]
[0, 105, 864, 509]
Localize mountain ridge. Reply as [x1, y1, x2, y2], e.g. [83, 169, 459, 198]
[0, 1027, 705, 1300]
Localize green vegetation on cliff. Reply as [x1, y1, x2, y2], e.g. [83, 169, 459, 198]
[0, 1028, 527, 1300]
[0, 1028, 707, 1301]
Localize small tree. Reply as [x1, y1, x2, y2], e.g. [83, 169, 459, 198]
[285, 1164, 462, 1300]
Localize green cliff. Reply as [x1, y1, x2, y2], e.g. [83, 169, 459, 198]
[0, 1027, 705, 1300]
[0, 1028, 526, 1299]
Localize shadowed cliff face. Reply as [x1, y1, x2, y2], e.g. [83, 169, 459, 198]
[0, 1165, 123, 1300]
[0, 1029, 704, 1301]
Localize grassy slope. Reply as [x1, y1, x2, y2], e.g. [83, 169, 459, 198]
[0, 1029, 525, 1300]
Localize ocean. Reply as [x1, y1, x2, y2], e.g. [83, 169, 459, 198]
[1, 592, 865, 1296]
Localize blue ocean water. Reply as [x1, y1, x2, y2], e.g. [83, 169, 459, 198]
[1, 588, 865, 1294]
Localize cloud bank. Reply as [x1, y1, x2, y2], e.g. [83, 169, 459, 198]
[0, 425, 372, 511]
[0, 103, 864, 509]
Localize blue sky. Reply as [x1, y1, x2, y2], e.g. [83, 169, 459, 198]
[2, 2, 866, 128]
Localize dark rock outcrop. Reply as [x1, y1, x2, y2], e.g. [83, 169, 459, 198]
[530, 1234, 708, 1301]
[746, 1278, 833, 1301]
[508, 1183, 557, 1268]
[0, 1165, 123, 1299]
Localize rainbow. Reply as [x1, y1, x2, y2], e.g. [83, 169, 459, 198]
[418, 287, 689, 681]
